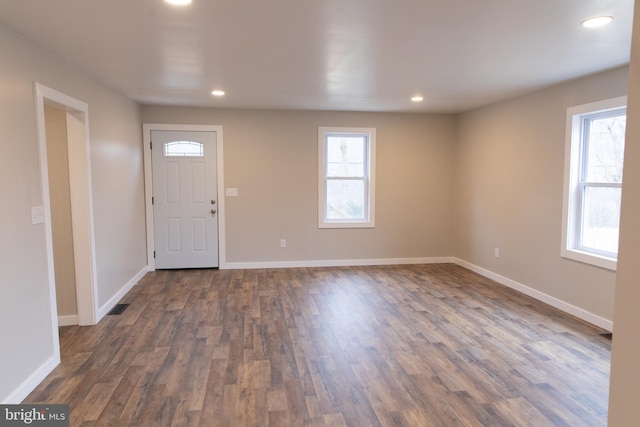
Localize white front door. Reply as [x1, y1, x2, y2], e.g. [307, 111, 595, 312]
[151, 130, 219, 269]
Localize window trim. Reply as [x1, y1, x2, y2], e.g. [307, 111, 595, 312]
[561, 96, 626, 270]
[318, 127, 376, 229]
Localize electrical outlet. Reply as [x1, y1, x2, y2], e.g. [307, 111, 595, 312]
[494, 248, 500, 258]
[280, 239, 286, 248]
[31, 206, 44, 225]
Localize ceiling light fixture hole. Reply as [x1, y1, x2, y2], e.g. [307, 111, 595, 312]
[165, 0, 192, 6]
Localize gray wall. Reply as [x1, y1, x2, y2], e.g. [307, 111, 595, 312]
[141, 107, 457, 264]
[0, 23, 146, 402]
[609, 0, 640, 423]
[454, 66, 629, 323]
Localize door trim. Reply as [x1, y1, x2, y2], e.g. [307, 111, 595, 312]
[143, 124, 226, 270]
[34, 83, 99, 334]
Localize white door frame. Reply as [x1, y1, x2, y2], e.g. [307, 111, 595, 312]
[143, 124, 226, 270]
[34, 83, 99, 338]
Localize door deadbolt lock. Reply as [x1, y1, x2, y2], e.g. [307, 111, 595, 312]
[211, 200, 216, 205]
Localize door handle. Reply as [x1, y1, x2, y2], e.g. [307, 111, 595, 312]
[211, 209, 217, 215]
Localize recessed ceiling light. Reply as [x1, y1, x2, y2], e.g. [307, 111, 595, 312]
[211, 90, 225, 97]
[581, 16, 614, 28]
[411, 95, 424, 102]
[165, 0, 192, 5]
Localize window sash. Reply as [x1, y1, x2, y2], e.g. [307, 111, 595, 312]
[579, 111, 625, 184]
[323, 134, 370, 222]
[324, 176, 369, 222]
[325, 133, 368, 178]
[575, 182, 621, 256]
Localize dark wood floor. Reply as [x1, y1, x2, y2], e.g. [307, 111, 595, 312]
[25, 264, 612, 426]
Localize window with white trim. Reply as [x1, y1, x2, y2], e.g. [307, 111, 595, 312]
[318, 127, 376, 228]
[562, 96, 626, 270]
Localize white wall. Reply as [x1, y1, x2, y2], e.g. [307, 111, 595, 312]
[0, 23, 146, 402]
[454, 66, 629, 327]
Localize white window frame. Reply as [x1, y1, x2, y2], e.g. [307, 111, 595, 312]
[561, 96, 626, 270]
[318, 127, 376, 228]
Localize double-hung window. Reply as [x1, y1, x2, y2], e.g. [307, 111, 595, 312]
[562, 96, 627, 270]
[318, 127, 376, 228]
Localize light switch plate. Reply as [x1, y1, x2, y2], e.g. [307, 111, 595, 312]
[225, 188, 238, 197]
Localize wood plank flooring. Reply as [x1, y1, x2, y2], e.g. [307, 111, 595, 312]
[25, 264, 612, 426]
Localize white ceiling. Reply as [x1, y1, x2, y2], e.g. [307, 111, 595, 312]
[0, 0, 634, 112]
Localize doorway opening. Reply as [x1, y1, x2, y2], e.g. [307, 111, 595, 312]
[43, 104, 79, 325]
[34, 83, 98, 361]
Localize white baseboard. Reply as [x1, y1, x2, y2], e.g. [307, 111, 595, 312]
[453, 258, 613, 332]
[2, 266, 149, 404]
[96, 265, 149, 321]
[222, 256, 454, 270]
[223, 256, 612, 330]
[57, 315, 78, 326]
[2, 354, 59, 404]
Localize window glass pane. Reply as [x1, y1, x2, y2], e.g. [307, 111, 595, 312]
[326, 136, 365, 177]
[326, 179, 365, 220]
[580, 186, 621, 254]
[585, 114, 625, 183]
[164, 141, 204, 157]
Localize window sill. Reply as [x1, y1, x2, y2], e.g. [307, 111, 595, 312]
[319, 221, 375, 229]
[561, 248, 617, 271]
